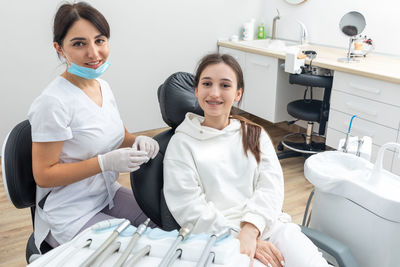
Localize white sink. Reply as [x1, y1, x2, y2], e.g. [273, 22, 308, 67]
[239, 39, 299, 52]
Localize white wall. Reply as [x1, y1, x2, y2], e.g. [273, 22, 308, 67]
[1, 0, 400, 151]
[263, 0, 400, 56]
[0, 0, 264, 151]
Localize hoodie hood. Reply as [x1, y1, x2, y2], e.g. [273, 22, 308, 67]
[175, 112, 241, 140]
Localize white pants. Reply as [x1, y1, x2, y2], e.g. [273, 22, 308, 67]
[266, 223, 330, 267]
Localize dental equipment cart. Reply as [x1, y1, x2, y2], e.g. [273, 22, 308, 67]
[304, 143, 400, 267]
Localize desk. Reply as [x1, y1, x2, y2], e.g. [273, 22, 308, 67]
[218, 40, 400, 175]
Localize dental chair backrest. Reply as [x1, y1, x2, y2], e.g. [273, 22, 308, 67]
[130, 72, 203, 231]
[2, 120, 35, 212]
[1, 119, 51, 261]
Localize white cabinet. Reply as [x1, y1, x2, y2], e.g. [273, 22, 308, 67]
[326, 71, 400, 175]
[218, 46, 303, 123]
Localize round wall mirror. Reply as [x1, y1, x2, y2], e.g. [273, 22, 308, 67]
[339, 11, 366, 37]
[285, 0, 307, 5]
[338, 11, 366, 63]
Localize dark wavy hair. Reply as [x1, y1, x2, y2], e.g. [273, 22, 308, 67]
[53, 1, 110, 47]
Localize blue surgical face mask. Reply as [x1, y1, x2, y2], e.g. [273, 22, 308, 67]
[67, 61, 110, 79]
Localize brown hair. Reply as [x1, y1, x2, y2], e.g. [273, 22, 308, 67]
[53, 1, 110, 47]
[194, 53, 262, 163]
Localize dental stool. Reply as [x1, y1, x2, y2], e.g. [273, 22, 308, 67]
[277, 73, 333, 160]
[1, 120, 53, 263]
[130, 71, 357, 267]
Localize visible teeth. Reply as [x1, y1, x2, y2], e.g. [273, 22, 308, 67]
[207, 101, 222, 105]
[87, 61, 100, 65]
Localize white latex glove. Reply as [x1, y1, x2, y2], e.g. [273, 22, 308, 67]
[97, 147, 149, 173]
[132, 135, 159, 160]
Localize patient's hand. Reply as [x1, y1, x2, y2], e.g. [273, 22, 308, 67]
[255, 240, 285, 267]
[237, 222, 260, 267]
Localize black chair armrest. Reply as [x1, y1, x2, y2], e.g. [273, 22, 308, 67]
[300, 225, 358, 267]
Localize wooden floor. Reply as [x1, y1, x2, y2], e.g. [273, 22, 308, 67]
[0, 115, 313, 267]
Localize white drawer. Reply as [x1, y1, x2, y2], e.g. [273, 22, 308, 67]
[328, 109, 398, 146]
[332, 71, 400, 107]
[330, 90, 400, 129]
[218, 47, 246, 70]
[326, 127, 394, 171]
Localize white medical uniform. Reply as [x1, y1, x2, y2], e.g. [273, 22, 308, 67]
[28, 76, 124, 249]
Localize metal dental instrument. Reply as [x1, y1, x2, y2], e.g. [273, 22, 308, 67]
[165, 249, 182, 267]
[204, 252, 215, 267]
[158, 223, 193, 267]
[196, 228, 231, 267]
[113, 218, 150, 267]
[92, 241, 121, 267]
[80, 219, 131, 267]
[124, 245, 151, 267]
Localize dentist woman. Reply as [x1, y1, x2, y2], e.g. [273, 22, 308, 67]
[28, 2, 158, 251]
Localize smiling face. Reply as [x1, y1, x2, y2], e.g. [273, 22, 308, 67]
[195, 62, 243, 128]
[54, 19, 109, 70]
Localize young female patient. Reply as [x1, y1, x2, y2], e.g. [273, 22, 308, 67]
[163, 53, 329, 267]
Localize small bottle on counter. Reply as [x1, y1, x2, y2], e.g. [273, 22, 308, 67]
[242, 18, 255, 40]
[257, 23, 266, 39]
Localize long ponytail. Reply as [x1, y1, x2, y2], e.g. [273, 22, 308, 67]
[231, 115, 262, 163]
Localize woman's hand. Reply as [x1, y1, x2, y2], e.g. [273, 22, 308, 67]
[98, 147, 149, 173]
[132, 135, 159, 160]
[255, 239, 285, 267]
[237, 222, 260, 267]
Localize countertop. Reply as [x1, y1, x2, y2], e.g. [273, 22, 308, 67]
[218, 40, 400, 85]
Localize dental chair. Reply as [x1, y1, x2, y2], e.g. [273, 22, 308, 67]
[1, 120, 53, 263]
[277, 73, 333, 160]
[130, 71, 358, 267]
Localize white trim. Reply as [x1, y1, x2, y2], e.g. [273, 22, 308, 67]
[1, 131, 12, 204]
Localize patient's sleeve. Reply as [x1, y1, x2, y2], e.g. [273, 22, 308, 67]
[163, 143, 228, 234]
[241, 130, 284, 234]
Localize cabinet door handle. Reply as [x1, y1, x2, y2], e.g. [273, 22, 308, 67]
[250, 60, 270, 68]
[349, 82, 381, 95]
[345, 101, 378, 116]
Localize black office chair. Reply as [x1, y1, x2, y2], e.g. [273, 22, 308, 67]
[130, 71, 358, 267]
[1, 120, 53, 263]
[277, 73, 333, 160]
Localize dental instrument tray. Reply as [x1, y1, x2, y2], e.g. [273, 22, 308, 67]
[27, 220, 261, 267]
[304, 143, 400, 267]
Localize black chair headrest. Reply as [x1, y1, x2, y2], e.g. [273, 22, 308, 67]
[157, 72, 203, 129]
[2, 120, 35, 208]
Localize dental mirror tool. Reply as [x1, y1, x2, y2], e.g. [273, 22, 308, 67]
[158, 223, 193, 267]
[80, 219, 130, 267]
[113, 218, 151, 267]
[196, 228, 231, 267]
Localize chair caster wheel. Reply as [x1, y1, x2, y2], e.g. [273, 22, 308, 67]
[277, 142, 284, 151]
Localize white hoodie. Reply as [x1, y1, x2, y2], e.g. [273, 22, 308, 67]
[163, 113, 287, 238]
